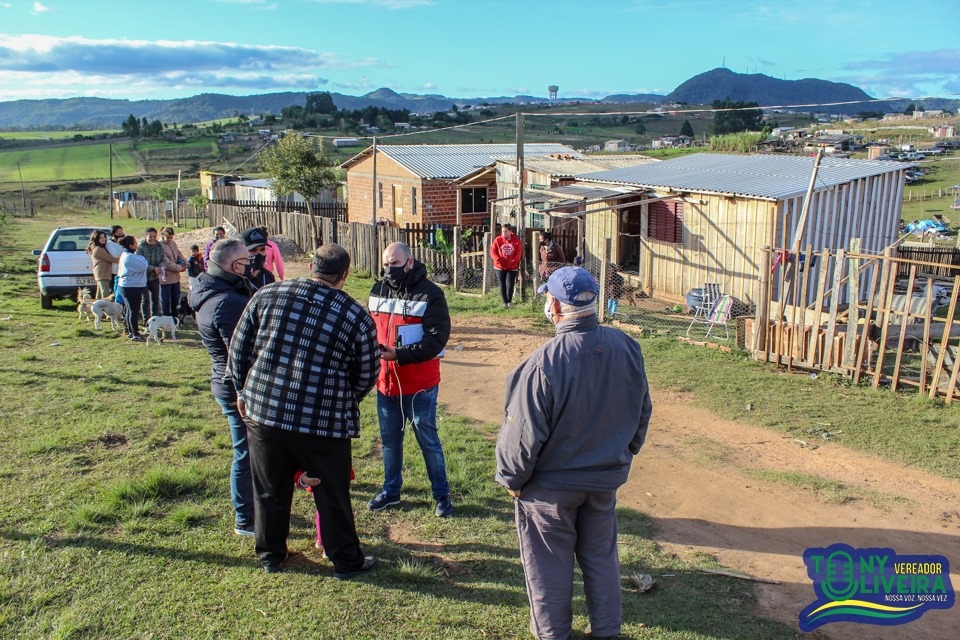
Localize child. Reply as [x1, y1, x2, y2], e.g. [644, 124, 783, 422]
[294, 467, 356, 558]
[187, 245, 204, 290]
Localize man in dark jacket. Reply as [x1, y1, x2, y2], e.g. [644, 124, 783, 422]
[496, 266, 653, 640]
[368, 242, 454, 518]
[188, 238, 255, 536]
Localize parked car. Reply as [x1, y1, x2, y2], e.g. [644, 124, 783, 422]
[876, 154, 898, 161]
[919, 147, 944, 156]
[33, 226, 108, 309]
[903, 152, 926, 162]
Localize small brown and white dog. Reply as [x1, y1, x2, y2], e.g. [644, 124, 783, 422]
[77, 288, 95, 321]
[91, 299, 125, 331]
[145, 315, 177, 345]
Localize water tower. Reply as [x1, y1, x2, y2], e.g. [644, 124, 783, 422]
[548, 85, 559, 102]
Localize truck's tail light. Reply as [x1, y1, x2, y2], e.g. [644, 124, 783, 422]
[39, 253, 50, 273]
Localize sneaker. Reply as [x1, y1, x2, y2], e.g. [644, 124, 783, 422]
[234, 526, 255, 537]
[130, 335, 144, 342]
[333, 555, 378, 580]
[435, 496, 454, 518]
[368, 492, 400, 511]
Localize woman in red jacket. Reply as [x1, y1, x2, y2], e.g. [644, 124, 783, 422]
[489, 224, 523, 308]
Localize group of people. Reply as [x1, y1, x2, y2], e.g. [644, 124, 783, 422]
[188, 226, 653, 639]
[191, 235, 455, 581]
[489, 224, 569, 308]
[85, 223, 287, 342]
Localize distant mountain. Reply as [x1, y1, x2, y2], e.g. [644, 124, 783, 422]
[667, 68, 874, 112]
[0, 68, 954, 129]
[600, 94, 666, 104]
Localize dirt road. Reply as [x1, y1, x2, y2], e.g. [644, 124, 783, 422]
[438, 317, 960, 639]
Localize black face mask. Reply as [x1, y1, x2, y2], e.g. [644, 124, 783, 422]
[251, 253, 266, 272]
[384, 265, 407, 287]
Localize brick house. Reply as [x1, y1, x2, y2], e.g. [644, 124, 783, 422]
[340, 143, 578, 227]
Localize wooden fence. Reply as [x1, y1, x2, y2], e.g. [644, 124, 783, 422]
[895, 245, 960, 277]
[753, 241, 960, 402]
[208, 199, 347, 252]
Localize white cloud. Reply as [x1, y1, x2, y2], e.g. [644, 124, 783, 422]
[31, 2, 49, 14]
[0, 35, 388, 99]
[838, 48, 960, 98]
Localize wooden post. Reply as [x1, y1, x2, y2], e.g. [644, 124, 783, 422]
[852, 256, 882, 384]
[516, 112, 526, 302]
[919, 278, 934, 395]
[842, 238, 861, 370]
[453, 226, 461, 291]
[755, 246, 771, 352]
[599, 238, 611, 323]
[371, 137, 379, 275]
[873, 252, 899, 389]
[531, 234, 540, 286]
[929, 275, 960, 398]
[805, 248, 829, 367]
[482, 231, 491, 296]
[890, 265, 918, 391]
[822, 249, 845, 370]
[108, 144, 113, 219]
[577, 216, 586, 266]
[643, 239, 654, 296]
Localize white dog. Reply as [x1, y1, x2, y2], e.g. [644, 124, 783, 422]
[91, 299, 125, 331]
[145, 315, 177, 345]
[77, 288, 95, 321]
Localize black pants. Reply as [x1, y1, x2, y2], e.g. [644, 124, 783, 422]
[246, 421, 366, 573]
[496, 269, 518, 304]
[120, 286, 145, 337]
[160, 282, 181, 317]
[141, 277, 162, 320]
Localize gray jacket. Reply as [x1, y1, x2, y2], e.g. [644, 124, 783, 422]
[495, 314, 652, 493]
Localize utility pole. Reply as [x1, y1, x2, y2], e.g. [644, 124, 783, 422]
[108, 144, 113, 219]
[516, 112, 526, 302]
[176, 169, 182, 226]
[16, 162, 26, 210]
[371, 136, 378, 271]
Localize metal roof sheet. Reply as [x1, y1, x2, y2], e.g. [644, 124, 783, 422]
[376, 143, 580, 179]
[579, 153, 906, 200]
[518, 155, 658, 177]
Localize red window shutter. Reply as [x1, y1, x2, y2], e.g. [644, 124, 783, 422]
[647, 201, 684, 243]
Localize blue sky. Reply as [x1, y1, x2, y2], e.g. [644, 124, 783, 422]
[0, 0, 956, 103]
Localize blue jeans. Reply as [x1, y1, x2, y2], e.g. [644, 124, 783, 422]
[377, 386, 450, 500]
[215, 397, 254, 529]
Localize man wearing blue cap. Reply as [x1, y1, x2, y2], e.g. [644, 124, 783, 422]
[496, 266, 653, 640]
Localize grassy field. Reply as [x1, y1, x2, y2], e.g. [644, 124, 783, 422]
[3, 207, 960, 638]
[0, 130, 118, 140]
[0, 143, 141, 185]
[0, 209, 803, 640]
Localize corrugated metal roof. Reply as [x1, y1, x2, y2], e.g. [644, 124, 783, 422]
[376, 143, 581, 179]
[579, 153, 906, 200]
[518, 155, 658, 178]
[232, 179, 272, 189]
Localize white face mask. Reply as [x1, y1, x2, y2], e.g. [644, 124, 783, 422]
[544, 300, 554, 324]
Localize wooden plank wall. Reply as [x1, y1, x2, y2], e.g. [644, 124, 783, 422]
[754, 245, 960, 402]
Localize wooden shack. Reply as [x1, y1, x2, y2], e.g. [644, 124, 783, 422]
[573, 153, 908, 305]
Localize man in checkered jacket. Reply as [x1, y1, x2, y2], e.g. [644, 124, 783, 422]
[227, 243, 380, 579]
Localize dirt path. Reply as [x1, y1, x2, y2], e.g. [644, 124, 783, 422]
[438, 317, 960, 639]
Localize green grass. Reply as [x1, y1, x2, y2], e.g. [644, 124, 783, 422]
[0, 142, 140, 184]
[0, 208, 808, 639]
[0, 130, 117, 140]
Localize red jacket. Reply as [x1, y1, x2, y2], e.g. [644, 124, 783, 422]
[490, 233, 523, 271]
[369, 261, 451, 396]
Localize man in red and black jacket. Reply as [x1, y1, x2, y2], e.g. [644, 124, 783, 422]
[368, 242, 454, 518]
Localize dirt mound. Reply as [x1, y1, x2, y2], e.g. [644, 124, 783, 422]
[171, 227, 307, 261]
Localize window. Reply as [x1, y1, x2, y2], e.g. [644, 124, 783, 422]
[412, 186, 418, 215]
[460, 187, 488, 214]
[647, 200, 683, 244]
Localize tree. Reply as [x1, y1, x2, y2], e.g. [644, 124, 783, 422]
[634, 122, 646, 135]
[904, 103, 916, 115]
[121, 114, 141, 138]
[260, 133, 337, 250]
[680, 120, 694, 137]
[711, 98, 763, 135]
[152, 185, 175, 201]
[305, 92, 336, 115]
